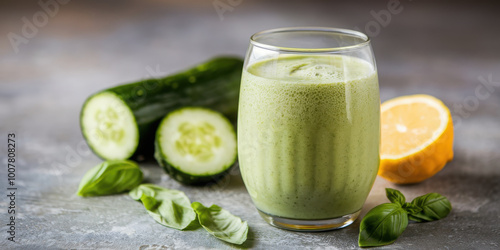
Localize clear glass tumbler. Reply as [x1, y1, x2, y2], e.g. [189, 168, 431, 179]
[238, 27, 380, 231]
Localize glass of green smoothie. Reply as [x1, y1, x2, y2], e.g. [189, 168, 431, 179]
[238, 27, 380, 231]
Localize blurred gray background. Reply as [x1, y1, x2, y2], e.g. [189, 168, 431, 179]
[1, 0, 499, 249]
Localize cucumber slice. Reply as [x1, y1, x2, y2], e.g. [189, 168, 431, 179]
[80, 92, 139, 160]
[155, 107, 237, 185]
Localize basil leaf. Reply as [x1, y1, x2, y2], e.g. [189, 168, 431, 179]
[402, 202, 423, 215]
[409, 193, 452, 222]
[359, 203, 408, 247]
[408, 215, 424, 222]
[130, 184, 197, 230]
[77, 160, 143, 197]
[386, 188, 406, 205]
[192, 202, 248, 245]
[140, 194, 159, 210]
[129, 183, 167, 200]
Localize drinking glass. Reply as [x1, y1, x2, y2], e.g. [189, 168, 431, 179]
[238, 27, 380, 231]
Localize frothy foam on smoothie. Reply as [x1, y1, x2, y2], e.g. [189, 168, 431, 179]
[247, 55, 375, 83]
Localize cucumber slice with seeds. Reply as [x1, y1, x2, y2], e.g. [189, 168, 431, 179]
[81, 92, 139, 160]
[155, 107, 237, 185]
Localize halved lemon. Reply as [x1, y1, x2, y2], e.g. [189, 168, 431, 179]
[379, 94, 454, 184]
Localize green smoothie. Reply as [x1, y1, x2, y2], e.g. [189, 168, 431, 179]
[238, 55, 380, 219]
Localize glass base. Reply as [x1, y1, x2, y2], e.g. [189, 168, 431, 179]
[257, 209, 361, 232]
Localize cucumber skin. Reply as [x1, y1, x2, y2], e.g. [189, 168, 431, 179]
[154, 107, 237, 186]
[80, 57, 243, 160]
[154, 142, 235, 186]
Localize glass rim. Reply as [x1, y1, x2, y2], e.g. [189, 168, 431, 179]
[250, 27, 370, 53]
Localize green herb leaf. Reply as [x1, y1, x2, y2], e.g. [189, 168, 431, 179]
[409, 193, 452, 222]
[402, 202, 423, 215]
[192, 202, 248, 245]
[140, 194, 159, 210]
[408, 215, 424, 222]
[130, 184, 197, 230]
[386, 188, 406, 205]
[359, 203, 408, 247]
[77, 160, 143, 197]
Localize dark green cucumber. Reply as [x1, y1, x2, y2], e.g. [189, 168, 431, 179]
[155, 107, 237, 185]
[80, 57, 243, 160]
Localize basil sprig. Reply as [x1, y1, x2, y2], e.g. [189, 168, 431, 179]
[359, 188, 452, 247]
[77, 160, 143, 197]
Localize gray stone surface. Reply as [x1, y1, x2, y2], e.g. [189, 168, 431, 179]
[1, 0, 499, 249]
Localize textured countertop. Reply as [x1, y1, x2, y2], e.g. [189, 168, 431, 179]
[1, 0, 499, 249]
